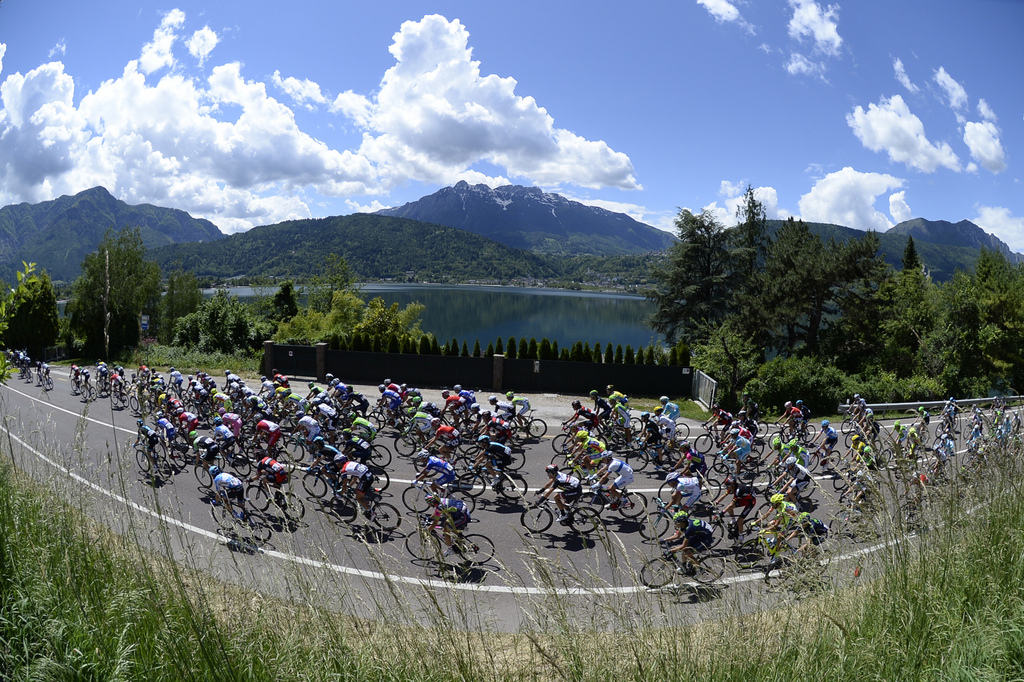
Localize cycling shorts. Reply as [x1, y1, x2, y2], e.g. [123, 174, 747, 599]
[356, 472, 375, 494]
[435, 470, 456, 486]
[687, 533, 713, 552]
[677, 487, 701, 509]
[556, 488, 582, 504]
[612, 470, 634, 490]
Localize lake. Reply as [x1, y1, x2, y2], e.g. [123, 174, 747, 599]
[206, 283, 662, 350]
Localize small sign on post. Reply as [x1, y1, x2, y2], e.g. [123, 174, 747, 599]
[140, 315, 149, 331]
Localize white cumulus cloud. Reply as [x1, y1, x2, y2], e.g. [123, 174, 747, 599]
[889, 190, 912, 223]
[963, 119, 1006, 173]
[788, 0, 842, 56]
[847, 94, 961, 173]
[798, 167, 903, 231]
[893, 58, 919, 93]
[272, 70, 328, 110]
[695, 0, 754, 32]
[974, 206, 1024, 252]
[703, 182, 789, 227]
[343, 14, 639, 191]
[933, 66, 967, 111]
[187, 26, 219, 67]
[139, 8, 185, 75]
[785, 52, 827, 79]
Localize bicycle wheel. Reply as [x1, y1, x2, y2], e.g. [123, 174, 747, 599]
[527, 418, 548, 439]
[457, 471, 488, 499]
[273, 490, 306, 523]
[551, 433, 572, 455]
[393, 433, 419, 457]
[693, 555, 726, 584]
[694, 433, 716, 454]
[135, 446, 154, 473]
[369, 502, 401, 532]
[494, 472, 528, 501]
[456, 533, 494, 565]
[732, 536, 767, 569]
[840, 417, 854, 435]
[280, 437, 307, 464]
[402, 485, 432, 513]
[243, 511, 273, 543]
[44, 376, 54, 391]
[618, 491, 648, 519]
[246, 483, 271, 512]
[211, 504, 235, 532]
[195, 465, 213, 489]
[83, 384, 95, 402]
[302, 470, 329, 499]
[370, 467, 390, 492]
[520, 504, 554, 533]
[370, 444, 392, 469]
[228, 453, 252, 478]
[639, 556, 677, 588]
[128, 394, 140, 414]
[626, 448, 650, 472]
[405, 525, 439, 561]
[640, 510, 672, 540]
[674, 421, 691, 440]
[570, 506, 604, 535]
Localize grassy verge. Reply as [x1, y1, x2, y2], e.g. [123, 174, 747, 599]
[3, 422, 1024, 679]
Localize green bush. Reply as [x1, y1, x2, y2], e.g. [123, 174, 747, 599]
[747, 355, 849, 416]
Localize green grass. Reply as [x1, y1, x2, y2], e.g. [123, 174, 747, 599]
[4, 413, 1024, 680]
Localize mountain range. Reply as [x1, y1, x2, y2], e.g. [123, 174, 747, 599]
[0, 185, 1019, 285]
[0, 186, 224, 282]
[376, 181, 676, 255]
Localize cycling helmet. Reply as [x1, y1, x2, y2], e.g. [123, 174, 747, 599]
[918, 407, 926, 414]
[854, 393, 860, 399]
[659, 396, 669, 404]
[796, 400, 803, 406]
[377, 384, 386, 393]
[477, 434, 490, 443]
[770, 493, 785, 506]
[672, 509, 689, 523]
[136, 419, 144, 427]
[189, 430, 198, 440]
[453, 384, 462, 392]
[325, 373, 334, 382]
[218, 407, 226, 416]
[208, 466, 221, 477]
[169, 367, 175, 373]
[488, 396, 498, 404]
[785, 456, 797, 467]
[424, 493, 440, 507]
[224, 370, 230, 376]
[441, 390, 450, 399]
[479, 410, 491, 419]
[260, 376, 267, 382]
[155, 411, 165, 420]
[213, 417, 222, 425]
[589, 390, 599, 397]
[430, 418, 440, 426]
[575, 431, 589, 442]
[771, 435, 782, 451]
[571, 400, 582, 410]
[666, 472, 681, 482]
[821, 419, 830, 428]
[340, 429, 352, 437]
[308, 382, 315, 389]
[653, 407, 663, 414]
[247, 395, 258, 405]
[312, 436, 325, 447]
[730, 428, 740, 436]
[606, 384, 614, 392]
[679, 440, 691, 450]
[784, 401, 792, 408]
[640, 412, 650, 419]
[852, 434, 862, 444]
[545, 464, 559, 475]
[506, 391, 515, 399]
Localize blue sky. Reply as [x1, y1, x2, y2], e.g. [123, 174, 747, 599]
[1, 1, 1022, 249]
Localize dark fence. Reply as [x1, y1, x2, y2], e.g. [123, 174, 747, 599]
[263, 342, 692, 397]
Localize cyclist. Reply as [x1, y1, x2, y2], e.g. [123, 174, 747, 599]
[255, 418, 282, 454]
[773, 456, 813, 506]
[176, 409, 200, 435]
[775, 400, 802, 435]
[664, 471, 701, 512]
[472, 434, 513, 488]
[134, 419, 162, 461]
[660, 509, 715, 571]
[334, 455, 376, 517]
[563, 400, 600, 432]
[347, 414, 378, 442]
[250, 455, 289, 491]
[424, 493, 471, 557]
[535, 464, 583, 523]
[810, 419, 838, 470]
[154, 411, 178, 447]
[589, 390, 612, 422]
[425, 422, 461, 459]
[720, 428, 752, 475]
[567, 430, 606, 467]
[789, 511, 829, 555]
[293, 413, 321, 443]
[506, 391, 532, 429]
[221, 410, 243, 439]
[659, 395, 680, 421]
[209, 466, 246, 519]
[412, 451, 458, 495]
[654, 407, 677, 444]
[340, 429, 375, 465]
[591, 453, 634, 510]
[212, 416, 236, 452]
[761, 493, 799, 532]
[713, 477, 757, 537]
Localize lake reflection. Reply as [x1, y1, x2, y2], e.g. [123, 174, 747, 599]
[207, 284, 661, 349]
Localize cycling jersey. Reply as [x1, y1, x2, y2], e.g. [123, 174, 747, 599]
[434, 497, 470, 529]
[258, 457, 288, 485]
[606, 458, 634, 489]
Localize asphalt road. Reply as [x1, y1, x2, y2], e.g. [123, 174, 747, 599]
[0, 370, 954, 631]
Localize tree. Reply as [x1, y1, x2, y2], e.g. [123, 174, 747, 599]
[68, 228, 161, 358]
[518, 338, 528, 358]
[0, 264, 38, 381]
[4, 269, 59, 358]
[174, 290, 275, 354]
[306, 253, 356, 314]
[605, 343, 614, 364]
[648, 209, 737, 344]
[902, 236, 920, 272]
[494, 338, 504, 355]
[160, 269, 203, 343]
[353, 297, 424, 345]
[473, 339, 482, 357]
[691, 320, 762, 407]
[271, 281, 300, 322]
[506, 337, 517, 359]
[731, 186, 769, 286]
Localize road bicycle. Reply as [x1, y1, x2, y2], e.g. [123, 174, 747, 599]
[640, 497, 724, 544]
[639, 549, 726, 587]
[520, 496, 603, 536]
[210, 499, 272, 544]
[404, 515, 494, 566]
[583, 484, 647, 520]
[731, 525, 795, 581]
[246, 478, 306, 524]
[328, 487, 401, 532]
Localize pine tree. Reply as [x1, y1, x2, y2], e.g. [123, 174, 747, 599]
[624, 345, 635, 364]
[582, 342, 592, 362]
[539, 338, 552, 360]
[605, 343, 614, 364]
[614, 345, 623, 363]
[495, 337, 504, 354]
[902, 236, 921, 271]
[430, 337, 441, 355]
[473, 339, 482, 357]
[519, 338, 529, 358]
[570, 341, 584, 362]
[461, 341, 470, 357]
[419, 336, 431, 354]
[506, 337, 517, 359]
[528, 338, 539, 359]
[559, 348, 571, 361]
[485, 342, 494, 357]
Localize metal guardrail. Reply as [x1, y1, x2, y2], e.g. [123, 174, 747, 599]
[837, 395, 1024, 415]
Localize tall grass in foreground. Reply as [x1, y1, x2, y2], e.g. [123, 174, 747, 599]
[2, 423, 1024, 680]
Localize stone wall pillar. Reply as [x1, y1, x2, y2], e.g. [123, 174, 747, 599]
[492, 354, 504, 392]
